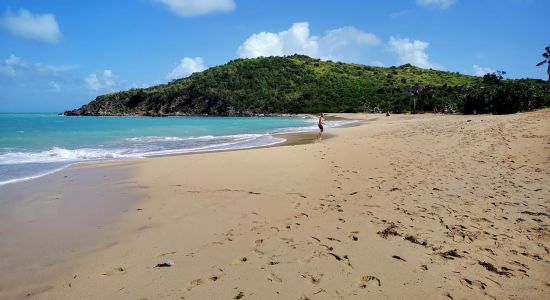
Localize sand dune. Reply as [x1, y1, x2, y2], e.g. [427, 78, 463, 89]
[34, 110, 549, 299]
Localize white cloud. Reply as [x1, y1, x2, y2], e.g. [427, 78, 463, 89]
[416, 0, 456, 9]
[85, 69, 119, 91]
[0, 54, 82, 95]
[5, 54, 20, 65]
[166, 57, 206, 80]
[0, 54, 77, 78]
[102, 69, 116, 87]
[48, 81, 61, 92]
[1, 9, 61, 43]
[155, 0, 235, 16]
[0, 54, 21, 76]
[472, 64, 495, 76]
[238, 22, 315, 58]
[85, 74, 101, 90]
[390, 10, 411, 18]
[320, 27, 381, 61]
[237, 22, 380, 62]
[388, 36, 443, 69]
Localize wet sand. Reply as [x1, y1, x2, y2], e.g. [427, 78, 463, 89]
[0, 163, 139, 299]
[2, 110, 550, 299]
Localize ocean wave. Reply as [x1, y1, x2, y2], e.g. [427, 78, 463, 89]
[327, 119, 359, 127]
[141, 135, 285, 156]
[124, 134, 264, 143]
[125, 135, 213, 142]
[0, 147, 141, 165]
[0, 134, 280, 165]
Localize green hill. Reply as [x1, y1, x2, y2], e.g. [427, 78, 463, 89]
[64, 55, 548, 116]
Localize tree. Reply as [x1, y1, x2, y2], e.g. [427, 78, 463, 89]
[535, 46, 550, 91]
[483, 70, 506, 85]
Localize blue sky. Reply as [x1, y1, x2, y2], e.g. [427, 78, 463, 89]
[0, 0, 547, 112]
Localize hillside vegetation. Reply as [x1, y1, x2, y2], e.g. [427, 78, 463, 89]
[64, 55, 549, 116]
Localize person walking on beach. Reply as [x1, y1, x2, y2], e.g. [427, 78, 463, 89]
[317, 113, 326, 140]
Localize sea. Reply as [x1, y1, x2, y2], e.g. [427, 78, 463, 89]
[0, 113, 352, 185]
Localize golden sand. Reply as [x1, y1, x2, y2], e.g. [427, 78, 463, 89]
[29, 110, 550, 299]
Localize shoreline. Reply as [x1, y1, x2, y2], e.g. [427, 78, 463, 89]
[0, 114, 366, 187]
[1, 110, 548, 299]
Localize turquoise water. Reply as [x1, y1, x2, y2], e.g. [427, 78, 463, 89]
[0, 113, 348, 185]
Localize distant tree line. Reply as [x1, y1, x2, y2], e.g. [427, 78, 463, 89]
[462, 72, 550, 115]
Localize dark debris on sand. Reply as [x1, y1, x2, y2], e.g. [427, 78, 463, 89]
[404, 235, 428, 246]
[478, 261, 512, 277]
[154, 261, 174, 268]
[392, 255, 406, 262]
[439, 249, 462, 260]
[377, 224, 400, 238]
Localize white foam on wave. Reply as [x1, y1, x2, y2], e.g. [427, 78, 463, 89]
[270, 119, 358, 134]
[0, 133, 281, 166]
[125, 135, 215, 142]
[326, 119, 359, 127]
[0, 147, 141, 165]
[124, 133, 267, 143]
[142, 134, 285, 157]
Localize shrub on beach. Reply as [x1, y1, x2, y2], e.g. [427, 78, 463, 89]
[462, 78, 550, 115]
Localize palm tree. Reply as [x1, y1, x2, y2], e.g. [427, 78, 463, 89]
[536, 46, 550, 91]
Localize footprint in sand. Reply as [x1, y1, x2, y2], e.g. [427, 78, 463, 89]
[301, 273, 323, 284]
[157, 251, 177, 258]
[298, 250, 323, 264]
[214, 231, 235, 245]
[24, 286, 54, 298]
[287, 192, 307, 199]
[357, 275, 381, 288]
[294, 212, 309, 218]
[186, 278, 203, 291]
[101, 267, 126, 276]
[320, 244, 334, 251]
[268, 272, 283, 283]
[253, 248, 265, 255]
[460, 278, 487, 290]
[349, 232, 359, 241]
[232, 257, 248, 265]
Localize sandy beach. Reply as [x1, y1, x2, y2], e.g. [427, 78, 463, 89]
[2, 110, 549, 299]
